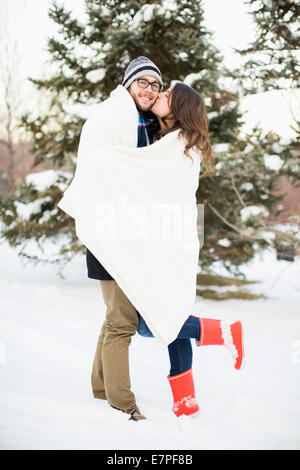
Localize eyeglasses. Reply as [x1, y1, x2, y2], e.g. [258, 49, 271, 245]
[135, 78, 160, 92]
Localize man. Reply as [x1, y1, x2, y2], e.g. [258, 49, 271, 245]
[86, 57, 162, 421]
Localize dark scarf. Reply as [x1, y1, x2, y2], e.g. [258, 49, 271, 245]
[137, 110, 160, 147]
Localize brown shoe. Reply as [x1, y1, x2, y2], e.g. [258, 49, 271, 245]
[129, 409, 146, 421]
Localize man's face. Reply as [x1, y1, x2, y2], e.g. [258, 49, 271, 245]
[128, 75, 160, 112]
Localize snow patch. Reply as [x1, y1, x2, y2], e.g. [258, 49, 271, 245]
[184, 71, 206, 86]
[240, 205, 269, 222]
[26, 170, 72, 192]
[218, 238, 231, 247]
[86, 69, 106, 83]
[240, 182, 254, 192]
[39, 208, 59, 224]
[14, 197, 52, 222]
[264, 154, 284, 171]
[130, 0, 177, 29]
[212, 143, 230, 153]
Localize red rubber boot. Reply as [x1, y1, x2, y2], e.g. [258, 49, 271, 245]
[167, 368, 199, 417]
[194, 317, 244, 370]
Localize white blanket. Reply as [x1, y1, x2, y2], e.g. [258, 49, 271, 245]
[58, 85, 201, 345]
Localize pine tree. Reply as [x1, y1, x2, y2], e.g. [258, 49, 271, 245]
[0, 0, 298, 294]
[237, 0, 300, 93]
[233, 0, 300, 269]
[236, 0, 300, 163]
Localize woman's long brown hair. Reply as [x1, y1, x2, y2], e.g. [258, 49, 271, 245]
[158, 82, 214, 176]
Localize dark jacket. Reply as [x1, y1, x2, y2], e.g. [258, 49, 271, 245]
[86, 109, 159, 280]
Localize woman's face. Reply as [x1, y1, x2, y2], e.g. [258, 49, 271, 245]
[151, 88, 172, 118]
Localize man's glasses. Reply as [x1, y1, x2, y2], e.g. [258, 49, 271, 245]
[135, 78, 160, 92]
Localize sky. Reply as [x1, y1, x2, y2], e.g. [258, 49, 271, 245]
[0, 0, 299, 141]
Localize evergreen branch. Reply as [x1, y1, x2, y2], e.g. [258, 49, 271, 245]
[231, 175, 246, 208]
[207, 203, 247, 236]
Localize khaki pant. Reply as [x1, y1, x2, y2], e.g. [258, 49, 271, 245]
[91, 280, 139, 414]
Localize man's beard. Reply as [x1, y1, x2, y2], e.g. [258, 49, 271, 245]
[131, 91, 156, 112]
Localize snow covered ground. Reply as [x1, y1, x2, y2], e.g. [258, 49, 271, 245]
[0, 241, 300, 450]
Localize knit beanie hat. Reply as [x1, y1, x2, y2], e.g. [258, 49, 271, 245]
[122, 56, 163, 90]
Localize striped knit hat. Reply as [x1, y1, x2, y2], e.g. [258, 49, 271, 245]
[122, 56, 163, 90]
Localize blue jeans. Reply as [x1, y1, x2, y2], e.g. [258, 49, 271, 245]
[137, 314, 200, 377]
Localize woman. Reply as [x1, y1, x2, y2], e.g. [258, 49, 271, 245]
[137, 82, 244, 418]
